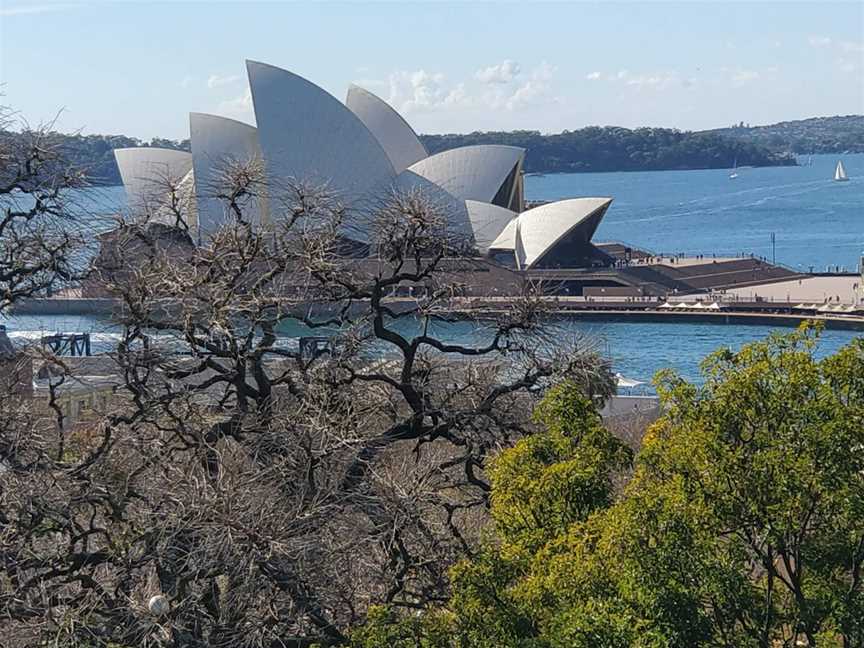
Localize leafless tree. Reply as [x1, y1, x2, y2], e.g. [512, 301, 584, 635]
[1, 151, 615, 647]
[0, 106, 94, 312]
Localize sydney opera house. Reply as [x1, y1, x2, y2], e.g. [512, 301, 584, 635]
[113, 61, 614, 274]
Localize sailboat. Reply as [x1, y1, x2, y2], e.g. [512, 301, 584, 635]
[729, 157, 739, 179]
[834, 160, 849, 182]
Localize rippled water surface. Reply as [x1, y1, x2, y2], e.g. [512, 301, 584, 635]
[531, 153, 864, 271]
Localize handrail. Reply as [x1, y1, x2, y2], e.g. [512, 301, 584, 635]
[597, 240, 810, 275]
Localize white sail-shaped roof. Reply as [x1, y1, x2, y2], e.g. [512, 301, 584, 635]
[346, 85, 427, 173]
[514, 218, 527, 270]
[153, 168, 198, 231]
[464, 200, 517, 253]
[406, 145, 525, 207]
[488, 216, 518, 251]
[189, 113, 267, 241]
[114, 148, 193, 209]
[394, 170, 473, 242]
[515, 198, 612, 269]
[246, 61, 396, 207]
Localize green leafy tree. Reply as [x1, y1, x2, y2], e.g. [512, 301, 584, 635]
[355, 325, 864, 647]
[353, 380, 633, 647]
[602, 324, 864, 647]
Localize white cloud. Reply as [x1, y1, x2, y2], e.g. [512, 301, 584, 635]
[207, 73, 242, 89]
[626, 73, 679, 88]
[0, 3, 80, 17]
[723, 66, 777, 85]
[838, 59, 857, 73]
[387, 70, 470, 114]
[178, 75, 195, 89]
[352, 78, 389, 92]
[446, 82, 469, 107]
[840, 40, 864, 54]
[217, 88, 254, 121]
[475, 60, 521, 84]
[731, 69, 760, 83]
[583, 68, 691, 91]
[837, 57, 861, 74]
[584, 70, 615, 82]
[807, 36, 863, 74]
[532, 61, 555, 82]
[506, 79, 546, 110]
[384, 60, 555, 116]
[504, 62, 555, 110]
[809, 35, 833, 48]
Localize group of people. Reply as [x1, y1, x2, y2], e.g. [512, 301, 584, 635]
[608, 252, 724, 269]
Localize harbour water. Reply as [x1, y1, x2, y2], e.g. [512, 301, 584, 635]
[532, 153, 864, 271]
[4, 154, 863, 384]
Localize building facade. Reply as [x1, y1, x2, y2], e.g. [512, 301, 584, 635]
[113, 61, 612, 272]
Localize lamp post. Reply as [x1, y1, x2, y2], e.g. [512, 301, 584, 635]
[859, 253, 864, 305]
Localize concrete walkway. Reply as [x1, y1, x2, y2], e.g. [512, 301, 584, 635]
[723, 275, 860, 304]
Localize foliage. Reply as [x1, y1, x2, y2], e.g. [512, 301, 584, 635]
[0, 106, 90, 311]
[354, 380, 633, 647]
[2, 138, 615, 647]
[0, 121, 803, 187]
[358, 325, 864, 648]
[7, 115, 862, 185]
[422, 127, 795, 173]
[349, 606, 454, 648]
[706, 115, 864, 155]
[0, 127, 189, 185]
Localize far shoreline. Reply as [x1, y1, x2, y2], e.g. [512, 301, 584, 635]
[87, 158, 811, 188]
[10, 296, 864, 332]
[523, 160, 800, 177]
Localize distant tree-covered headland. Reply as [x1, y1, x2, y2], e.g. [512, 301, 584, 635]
[421, 127, 795, 174]
[705, 115, 864, 155]
[42, 133, 191, 186]
[6, 113, 861, 185]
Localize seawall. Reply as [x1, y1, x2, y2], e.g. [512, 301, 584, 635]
[11, 298, 864, 331]
[12, 298, 119, 316]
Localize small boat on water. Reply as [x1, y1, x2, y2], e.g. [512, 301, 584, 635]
[834, 160, 849, 182]
[729, 157, 739, 179]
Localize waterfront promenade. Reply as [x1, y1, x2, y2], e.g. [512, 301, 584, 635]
[11, 290, 864, 331]
[723, 274, 860, 304]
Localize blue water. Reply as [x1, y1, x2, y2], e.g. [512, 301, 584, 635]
[5, 154, 863, 384]
[6, 312, 858, 385]
[531, 153, 864, 272]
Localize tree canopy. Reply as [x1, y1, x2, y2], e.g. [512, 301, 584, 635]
[1, 118, 615, 647]
[422, 127, 795, 174]
[706, 115, 864, 155]
[355, 324, 864, 648]
[0, 123, 799, 187]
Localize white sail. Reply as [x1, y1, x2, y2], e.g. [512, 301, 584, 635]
[835, 160, 849, 182]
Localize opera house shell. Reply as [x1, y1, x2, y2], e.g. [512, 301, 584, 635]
[114, 60, 611, 270]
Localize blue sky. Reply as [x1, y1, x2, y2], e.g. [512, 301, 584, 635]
[1, 1, 862, 140]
